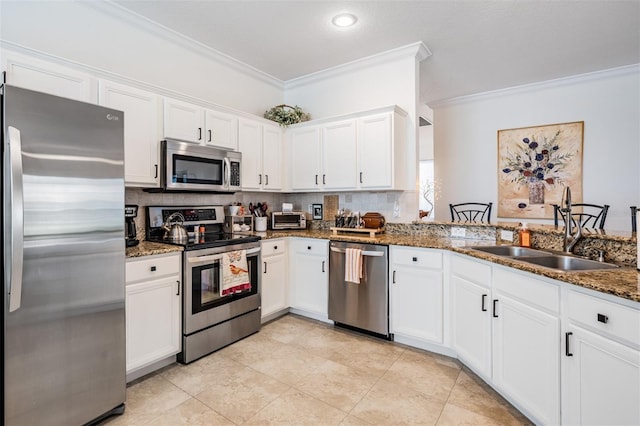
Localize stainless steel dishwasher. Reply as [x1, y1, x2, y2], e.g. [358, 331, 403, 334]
[328, 241, 389, 338]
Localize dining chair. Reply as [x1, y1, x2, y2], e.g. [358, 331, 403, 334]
[552, 203, 609, 230]
[631, 206, 637, 233]
[449, 202, 492, 223]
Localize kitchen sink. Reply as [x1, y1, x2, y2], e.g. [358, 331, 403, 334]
[519, 255, 619, 271]
[470, 246, 550, 257]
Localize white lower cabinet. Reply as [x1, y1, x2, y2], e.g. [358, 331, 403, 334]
[390, 246, 444, 347]
[125, 253, 181, 376]
[451, 255, 560, 425]
[260, 239, 288, 321]
[562, 289, 640, 425]
[289, 238, 329, 321]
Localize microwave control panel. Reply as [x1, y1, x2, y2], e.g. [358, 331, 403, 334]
[230, 161, 240, 186]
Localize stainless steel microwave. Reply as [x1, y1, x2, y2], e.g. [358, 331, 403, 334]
[272, 212, 307, 229]
[161, 139, 241, 192]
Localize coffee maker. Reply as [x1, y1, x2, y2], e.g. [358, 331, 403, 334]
[125, 204, 139, 247]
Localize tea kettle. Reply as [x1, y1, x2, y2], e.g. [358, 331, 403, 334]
[162, 212, 189, 242]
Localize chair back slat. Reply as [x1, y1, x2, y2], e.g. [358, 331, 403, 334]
[552, 203, 609, 230]
[449, 202, 492, 223]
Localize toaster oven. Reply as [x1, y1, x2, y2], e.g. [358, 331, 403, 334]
[272, 212, 307, 230]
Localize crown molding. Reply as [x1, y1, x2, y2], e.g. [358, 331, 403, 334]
[284, 41, 431, 90]
[429, 64, 640, 108]
[84, 1, 284, 90]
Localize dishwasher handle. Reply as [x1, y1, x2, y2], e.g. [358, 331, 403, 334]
[330, 247, 384, 257]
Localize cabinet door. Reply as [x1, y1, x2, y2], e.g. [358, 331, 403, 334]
[357, 113, 392, 189]
[322, 119, 357, 190]
[163, 98, 204, 143]
[290, 239, 328, 318]
[289, 126, 322, 190]
[261, 254, 287, 319]
[451, 274, 492, 379]
[99, 80, 160, 187]
[492, 292, 560, 425]
[262, 126, 283, 191]
[563, 326, 640, 426]
[205, 109, 238, 150]
[391, 265, 443, 344]
[125, 277, 181, 373]
[238, 118, 263, 190]
[4, 53, 96, 102]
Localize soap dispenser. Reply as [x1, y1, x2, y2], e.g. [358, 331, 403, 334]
[519, 223, 531, 247]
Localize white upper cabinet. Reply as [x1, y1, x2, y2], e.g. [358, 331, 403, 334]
[289, 125, 322, 191]
[238, 118, 282, 191]
[163, 98, 238, 150]
[163, 97, 206, 143]
[205, 109, 238, 150]
[322, 119, 357, 190]
[3, 52, 96, 102]
[357, 113, 393, 189]
[287, 106, 408, 192]
[98, 80, 161, 187]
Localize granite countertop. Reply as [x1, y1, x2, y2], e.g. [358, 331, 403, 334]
[127, 230, 639, 303]
[260, 229, 640, 304]
[126, 241, 183, 258]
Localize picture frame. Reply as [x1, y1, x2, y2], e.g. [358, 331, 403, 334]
[498, 121, 583, 219]
[312, 203, 323, 220]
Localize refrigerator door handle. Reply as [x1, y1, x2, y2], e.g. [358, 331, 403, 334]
[7, 126, 24, 312]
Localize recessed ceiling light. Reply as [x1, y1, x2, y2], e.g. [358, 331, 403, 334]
[332, 13, 357, 28]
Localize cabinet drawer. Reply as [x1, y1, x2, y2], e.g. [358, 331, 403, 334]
[568, 290, 640, 346]
[451, 255, 491, 284]
[493, 267, 559, 314]
[392, 246, 442, 269]
[292, 238, 328, 254]
[262, 239, 286, 257]
[126, 254, 181, 284]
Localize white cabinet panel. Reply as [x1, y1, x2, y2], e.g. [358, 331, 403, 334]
[322, 119, 357, 190]
[262, 125, 283, 190]
[289, 126, 322, 191]
[357, 113, 393, 189]
[4, 53, 96, 102]
[99, 80, 160, 187]
[289, 238, 329, 320]
[261, 249, 288, 320]
[239, 119, 263, 190]
[205, 109, 238, 150]
[163, 98, 204, 143]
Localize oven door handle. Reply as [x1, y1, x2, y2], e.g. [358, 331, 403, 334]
[188, 247, 260, 265]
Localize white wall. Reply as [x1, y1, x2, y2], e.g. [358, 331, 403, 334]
[284, 50, 424, 222]
[433, 66, 640, 232]
[0, 1, 282, 115]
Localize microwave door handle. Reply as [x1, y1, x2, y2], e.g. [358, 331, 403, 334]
[223, 157, 231, 190]
[6, 126, 25, 312]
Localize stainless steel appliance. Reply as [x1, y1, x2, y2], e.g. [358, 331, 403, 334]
[159, 139, 241, 192]
[146, 205, 261, 364]
[328, 241, 389, 338]
[125, 204, 139, 247]
[2, 85, 126, 425]
[271, 211, 307, 229]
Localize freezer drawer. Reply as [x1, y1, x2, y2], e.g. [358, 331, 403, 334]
[328, 241, 389, 336]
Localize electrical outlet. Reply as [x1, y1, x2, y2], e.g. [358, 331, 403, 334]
[308, 204, 313, 214]
[451, 227, 466, 238]
[500, 230, 514, 242]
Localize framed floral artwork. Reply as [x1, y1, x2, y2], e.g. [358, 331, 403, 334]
[498, 121, 583, 219]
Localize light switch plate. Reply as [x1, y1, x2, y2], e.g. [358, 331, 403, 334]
[451, 227, 466, 238]
[500, 230, 514, 241]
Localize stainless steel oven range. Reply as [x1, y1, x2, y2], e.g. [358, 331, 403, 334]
[146, 205, 261, 364]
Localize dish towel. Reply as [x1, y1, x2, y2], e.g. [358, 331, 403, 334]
[221, 250, 251, 296]
[344, 248, 363, 284]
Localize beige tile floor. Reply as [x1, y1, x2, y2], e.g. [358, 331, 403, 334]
[103, 314, 532, 425]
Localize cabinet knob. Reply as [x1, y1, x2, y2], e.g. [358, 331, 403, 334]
[150, 266, 156, 272]
[307, 246, 312, 250]
[412, 257, 418, 262]
[597, 313, 608, 324]
[274, 246, 278, 250]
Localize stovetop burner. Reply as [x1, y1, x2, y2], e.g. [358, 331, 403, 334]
[148, 231, 260, 251]
[145, 205, 261, 251]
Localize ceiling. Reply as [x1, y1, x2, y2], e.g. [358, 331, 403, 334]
[113, 0, 640, 105]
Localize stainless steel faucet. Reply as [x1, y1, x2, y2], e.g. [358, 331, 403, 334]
[561, 187, 582, 253]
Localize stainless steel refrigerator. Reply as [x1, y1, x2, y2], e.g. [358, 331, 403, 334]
[2, 85, 126, 425]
